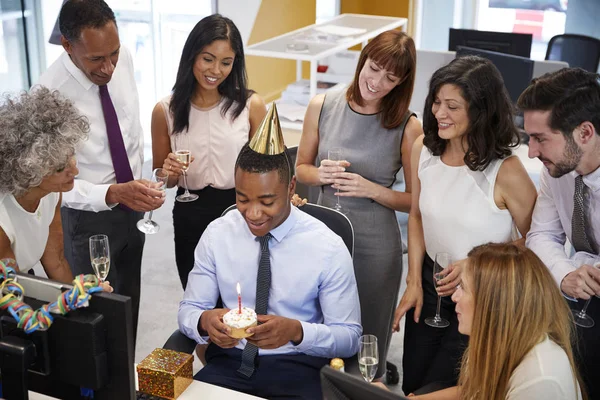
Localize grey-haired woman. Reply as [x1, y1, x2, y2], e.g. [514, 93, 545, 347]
[0, 87, 88, 283]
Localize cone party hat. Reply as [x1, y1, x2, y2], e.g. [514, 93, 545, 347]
[249, 102, 285, 155]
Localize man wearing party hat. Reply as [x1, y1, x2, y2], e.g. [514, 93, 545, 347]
[178, 103, 361, 398]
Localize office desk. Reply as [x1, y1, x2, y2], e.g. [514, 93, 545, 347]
[28, 366, 265, 400]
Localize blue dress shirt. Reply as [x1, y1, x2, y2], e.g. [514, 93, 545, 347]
[178, 206, 362, 358]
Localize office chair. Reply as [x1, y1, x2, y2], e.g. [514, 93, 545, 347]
[545, 34, 600, 72]
[287, 145, 321, 204]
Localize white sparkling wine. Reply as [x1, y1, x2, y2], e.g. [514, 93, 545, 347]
[92, 256, 110, 281]
[358, 356, 378, 382]
[175, 150, 191, 171]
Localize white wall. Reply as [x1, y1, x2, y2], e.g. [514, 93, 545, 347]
[218, 0, 261, 45]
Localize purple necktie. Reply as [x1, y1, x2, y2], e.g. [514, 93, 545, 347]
[98, 85, 134, 185]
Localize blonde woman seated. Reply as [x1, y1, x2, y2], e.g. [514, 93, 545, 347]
[379, 243, 585, 399]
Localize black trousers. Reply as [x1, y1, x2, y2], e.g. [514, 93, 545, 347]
[195, 344, 329, 399]
[173, 186, 235, 290]
[61, 207, 144, 341]
[402, 254, 468, 395]
[568, 296, 600, 399]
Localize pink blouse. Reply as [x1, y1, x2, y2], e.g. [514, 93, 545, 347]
[159, 96, 250, 190]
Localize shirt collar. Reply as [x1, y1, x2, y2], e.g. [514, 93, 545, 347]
[266, 206, 298, 243]
[575, 166, 600, 192]
[61, 52, 95, 91]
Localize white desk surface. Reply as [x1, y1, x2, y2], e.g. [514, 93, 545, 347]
[28, 366, 265, 400]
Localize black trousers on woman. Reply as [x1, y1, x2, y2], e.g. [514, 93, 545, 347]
[173, 186, 236, 290]
[402, 253, 469, 395]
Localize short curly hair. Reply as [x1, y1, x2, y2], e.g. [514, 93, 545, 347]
[0, 87, 89, 197]
[59, 0, 116, 42]
[423, 56, 519, 171]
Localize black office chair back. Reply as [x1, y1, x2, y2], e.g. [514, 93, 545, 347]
[545, 34, 600, 72]
[287, 145, 321, 204]
[221, 203, 354, 257]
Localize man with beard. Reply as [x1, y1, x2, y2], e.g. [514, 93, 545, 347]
[518, 68, 600, 399]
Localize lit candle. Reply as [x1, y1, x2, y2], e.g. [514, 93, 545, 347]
[237, 282, 242, 314]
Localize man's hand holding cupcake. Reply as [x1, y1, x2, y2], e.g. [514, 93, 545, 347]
[199, 308, 239, 349]
[245, 315, 304, 349]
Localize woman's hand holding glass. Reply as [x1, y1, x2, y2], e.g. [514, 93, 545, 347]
[162, 152, 195, 180]
[436, 258, 467, 297]
[318, 159, 350, 185]
[331, 171, 378, 199]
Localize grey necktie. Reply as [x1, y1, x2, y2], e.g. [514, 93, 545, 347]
[571, 175, 594, 253]
[237, 233, 272, 378]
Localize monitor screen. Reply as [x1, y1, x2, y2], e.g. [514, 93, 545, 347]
[455, 45, 534, 104]
[321, 366, 408, 400]
[0, 272, 135, 399]
[449, 28, 532, 58]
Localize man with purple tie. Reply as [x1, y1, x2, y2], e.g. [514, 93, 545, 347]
[37, 0, 164, 340]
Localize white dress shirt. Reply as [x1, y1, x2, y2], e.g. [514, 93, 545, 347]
[178, 206, 362, 359]
[36, 47, 143, 212]
[526, 167, 600, 286]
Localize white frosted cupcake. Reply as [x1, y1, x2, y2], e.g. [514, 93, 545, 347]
[223, 307, 257, 339]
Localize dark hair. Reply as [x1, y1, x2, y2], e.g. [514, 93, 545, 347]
[235, 144, 292, 184]
[59, 0, 116, 42]
[423, 56, 519, 171]
[170, 14, 251, 134]
[517, 67, 600, 138]
[346, 30, 416, 129]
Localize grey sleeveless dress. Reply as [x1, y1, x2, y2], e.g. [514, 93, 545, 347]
[317, 89, 413, 378]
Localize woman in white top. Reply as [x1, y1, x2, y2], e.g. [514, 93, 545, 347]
[392, 56, 537, 394]
[0, 88, 86, 283]
[152, 14, 266, 289]
[378, 243, 584, 399]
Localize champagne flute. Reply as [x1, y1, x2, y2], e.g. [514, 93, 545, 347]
[327, 148, 347, 214]
[425, 252, 451, 328]
[175, 134, 198, 203]
[137, 168, 169, 234]
[572, 261, 600, 328]
[89, 234, 110, 283]
[358, 334, 378, 382]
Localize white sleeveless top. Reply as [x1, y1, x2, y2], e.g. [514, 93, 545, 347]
[0, 192, 59, 271]
[159, 96, 251, 190]
[418, 146, 514, 261]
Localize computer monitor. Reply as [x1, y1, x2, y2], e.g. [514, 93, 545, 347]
[449, 28, 532, 58]
[455, 46, 534, 104]
[0, 272, 135, 399]
[321, 366, 408, 400]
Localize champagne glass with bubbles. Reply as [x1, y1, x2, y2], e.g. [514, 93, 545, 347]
[175, 134, 198, 203]
[137, 168, 169, 234]
[358, 334, 378, 382]
[89, 234, 110, 283]
[327, 148, 347, 214]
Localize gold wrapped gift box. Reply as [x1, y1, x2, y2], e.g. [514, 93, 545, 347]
[137, 348, 193, 399]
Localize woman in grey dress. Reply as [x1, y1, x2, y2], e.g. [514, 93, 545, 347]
[296, 30, 423, 380]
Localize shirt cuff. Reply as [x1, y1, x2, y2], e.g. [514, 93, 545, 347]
[293, 321, 315, 353]
[554, 262, 577, 298]
[90, 183, 116, 211]
[187, 309, 210, 344]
